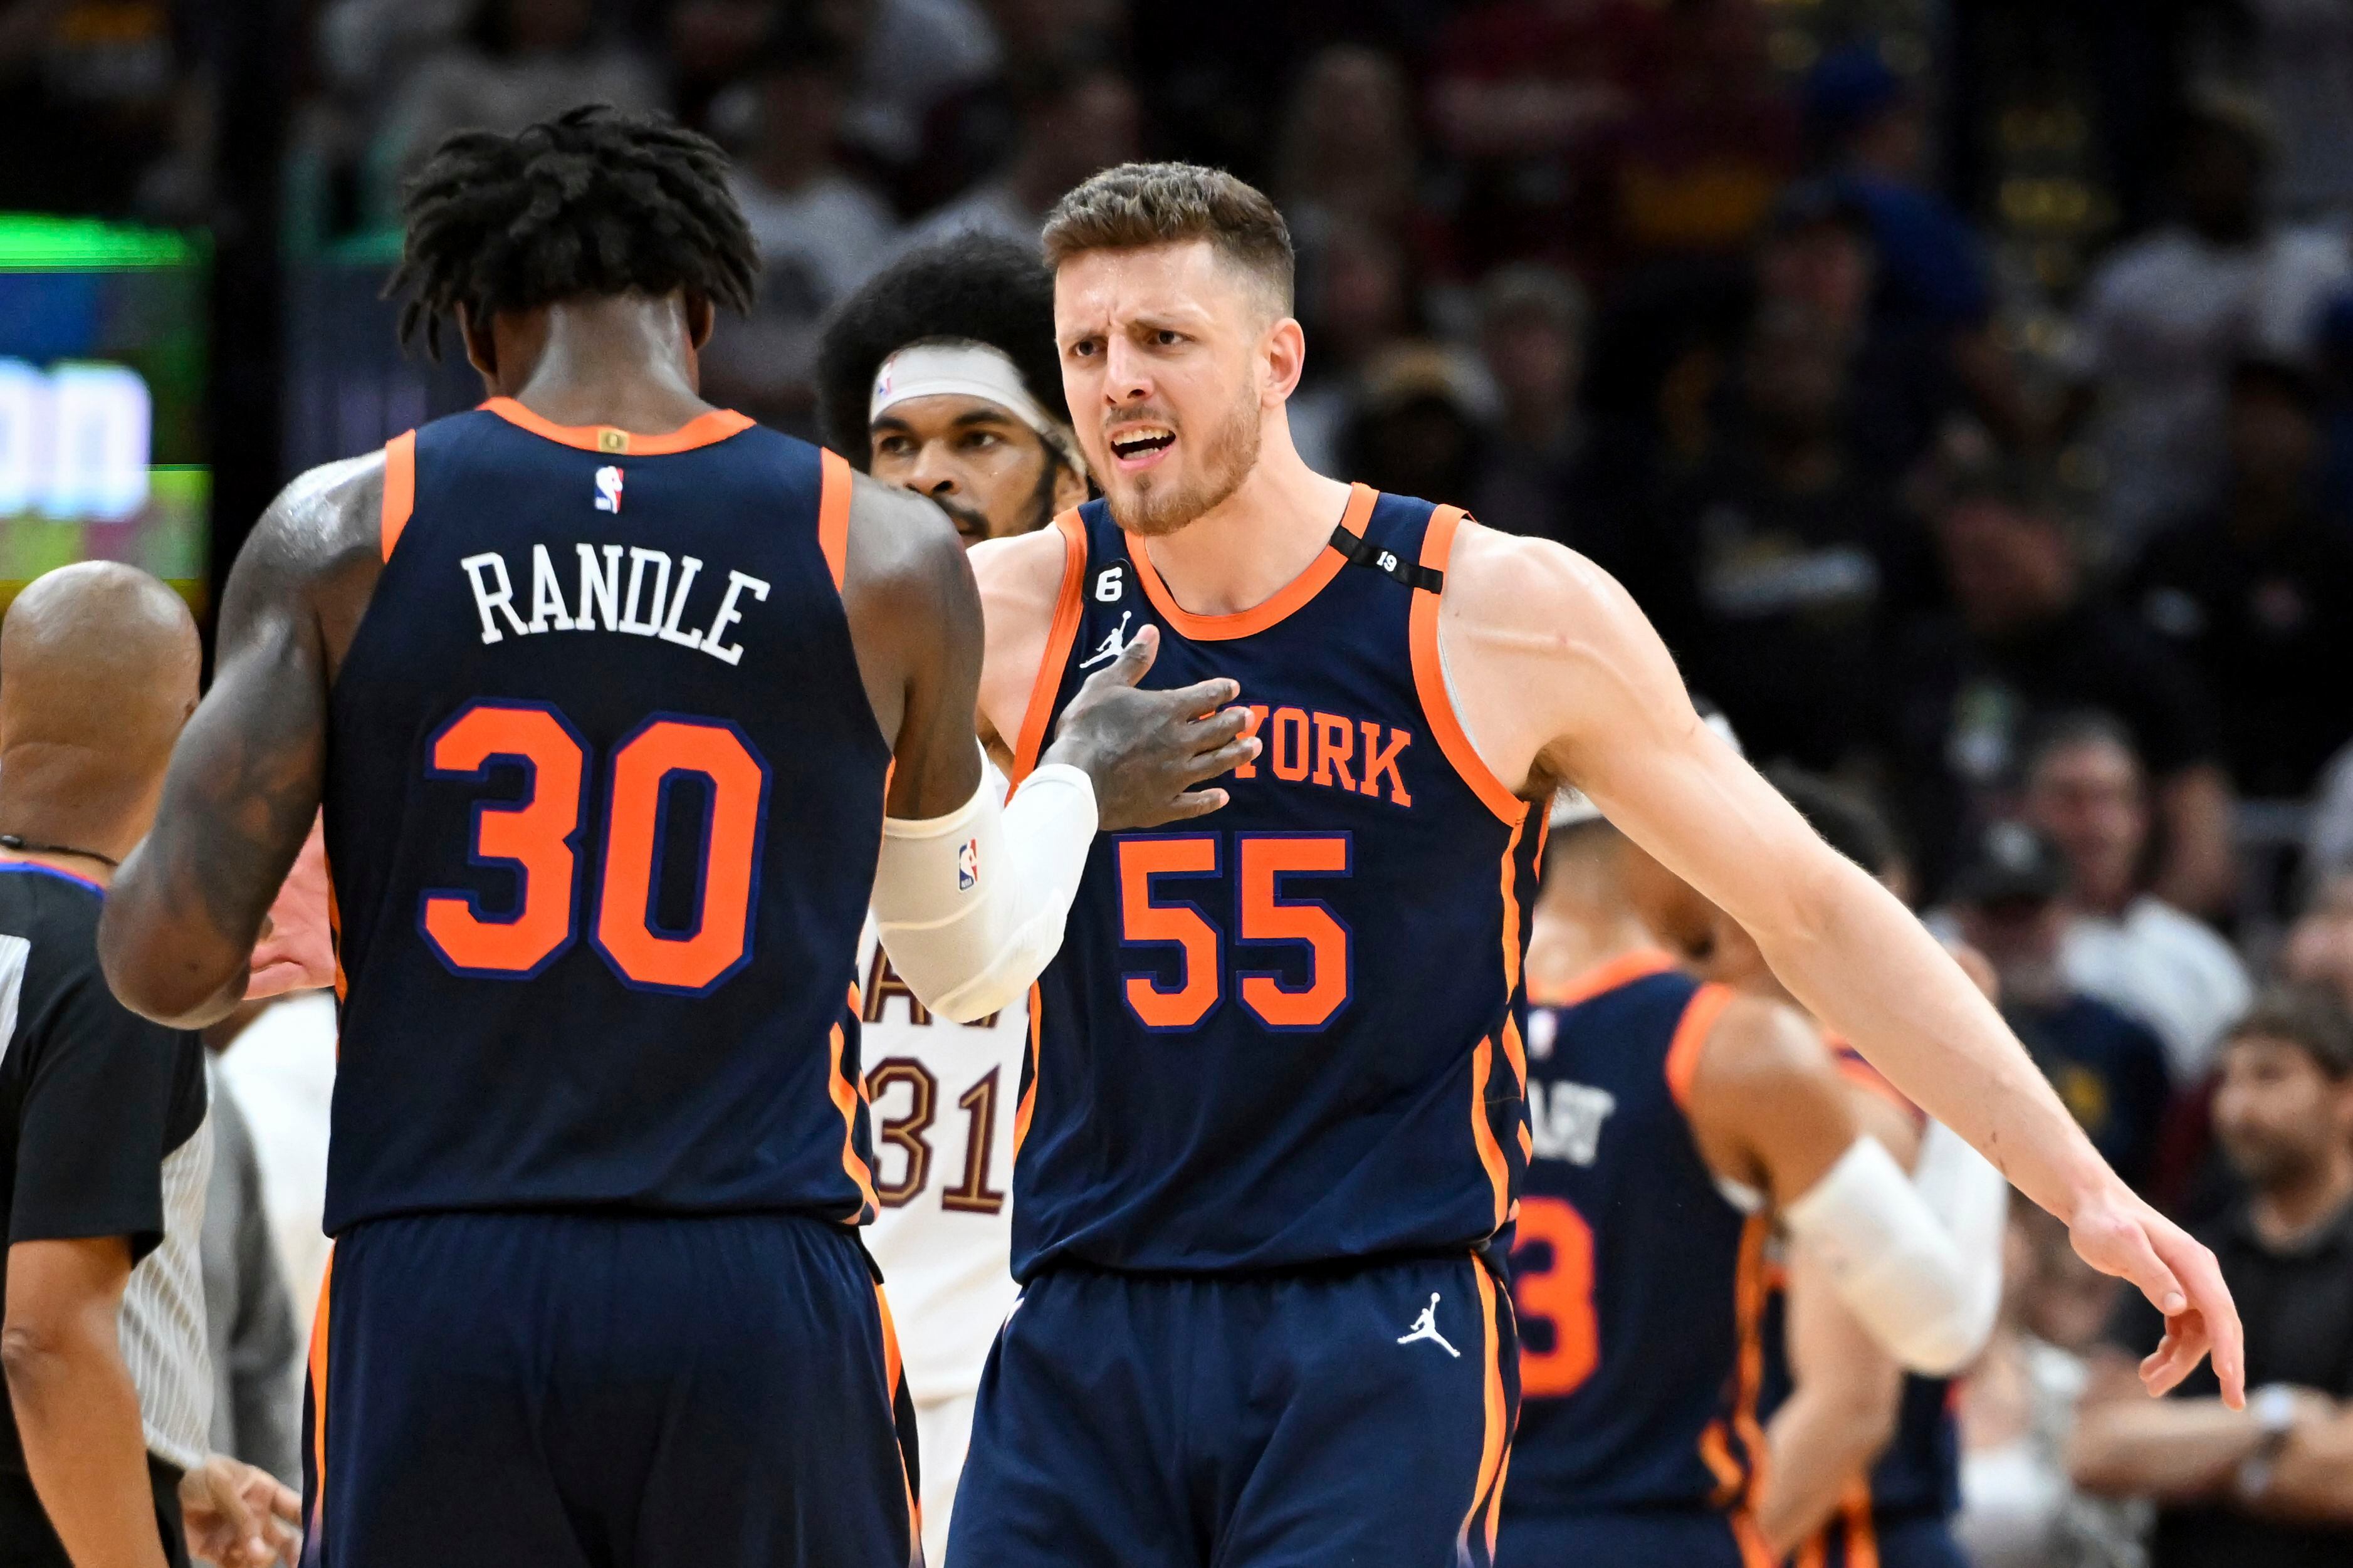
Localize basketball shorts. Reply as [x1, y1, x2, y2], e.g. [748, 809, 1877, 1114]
[1495, 1507, 1768, 1568]
[299, 1210, 919, 1567]
[945, 1254, 1516, 1568]
[1798, 1508, 1969, 1568]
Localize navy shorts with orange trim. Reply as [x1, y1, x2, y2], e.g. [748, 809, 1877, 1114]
[1496, 1507, 1761, 1568]
[1795, 1508, 1969, 1568]
[945, 1255, 1517, 1568]
[299, 1211, 919, 1568]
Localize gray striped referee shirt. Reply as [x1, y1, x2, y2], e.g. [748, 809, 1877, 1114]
[0, 862, 213, 1478]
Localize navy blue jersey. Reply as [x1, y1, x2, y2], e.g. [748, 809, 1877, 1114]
[1504, 953, 1772, 1520]
[320, 399, 889, 1233]
[1007, 488, 1542, 1277]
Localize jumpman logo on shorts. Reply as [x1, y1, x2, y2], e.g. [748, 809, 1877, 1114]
[1395, 1293, 1460, 1357]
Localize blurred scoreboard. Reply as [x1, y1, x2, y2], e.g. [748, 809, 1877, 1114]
[0, 215, 206, 617]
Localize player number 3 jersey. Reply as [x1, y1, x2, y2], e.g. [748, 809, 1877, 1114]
[1007, 488, 1543, 1277]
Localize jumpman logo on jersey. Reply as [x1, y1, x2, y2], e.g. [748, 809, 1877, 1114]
[1395, 1294, 1459, 1357]
[1077, 610, 1133, 670]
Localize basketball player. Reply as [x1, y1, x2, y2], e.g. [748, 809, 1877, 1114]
[814, 234, 1087, 1564]
[94, 110, 1255, 1565]
[947, 162, 2240, 1567]
[1693, 773, 2009, 1568]
[1504, 787, 1984, 1566]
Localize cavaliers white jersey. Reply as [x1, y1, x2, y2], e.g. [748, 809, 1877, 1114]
[860, 768, 1023, 1401]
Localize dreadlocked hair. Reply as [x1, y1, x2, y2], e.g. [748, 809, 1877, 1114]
[389, 105, 758, 357]
[815, 233, 1066, 466]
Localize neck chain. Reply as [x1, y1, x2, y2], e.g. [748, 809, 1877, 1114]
[0, 834, 119, 869]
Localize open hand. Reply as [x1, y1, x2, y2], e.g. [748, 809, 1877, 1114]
[1040, 625, 1261, 832]
[248, 814, 333, 998]
[179, 1453, 300, 1567]
[2069, 1184, 2245, 1406]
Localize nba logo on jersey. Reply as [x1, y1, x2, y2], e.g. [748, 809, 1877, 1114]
[593, 464, 624, 513]
[958, 837, 978, 890]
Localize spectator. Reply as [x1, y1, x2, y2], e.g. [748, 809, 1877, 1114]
[2312, 743, 2353, 881]
[2206, 0, 2353, 221]
[1595, 0, 1798, 268]
[1426, 0, 1654, 269]
[1884, 441, 2236, 916]
[825, 0, 1000, 179]
[2129, 358, 2353, 799]
[698, 26, 898, 435]
[1338, 342, 1493, 510]
[1468, 264, 1590, 545]
[896, 56, 1140, 251]
[1955, 1208, 2148, 1568]
[2283, 872, 2353, 1016]
[374, 0, 666, 197]
[0, 564, 296, 1565]
[1287, 214, 1419, 474]
[1804, 41, 2029, 447]
[2073, 987, 2353, 1565]
[196, 1047, 300, 1489]
[1945, 822, 2174, 1191]
[1625, 295, 1928, 771]
[1274, 45, 1425, 249]
[2062, 88, 2350, 553]
[2023, 713, 2254, 1084]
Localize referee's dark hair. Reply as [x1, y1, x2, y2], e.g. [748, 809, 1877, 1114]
[2229, 986, 2353, 1080]
[816, 233, 1067, 468]
[389, 105, 758, 357]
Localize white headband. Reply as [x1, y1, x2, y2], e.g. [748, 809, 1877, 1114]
[869, 338, 1087, 478]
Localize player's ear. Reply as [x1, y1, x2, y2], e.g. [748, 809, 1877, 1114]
[458, 305, 498, 384]
[1262, 316, 1307, 407]
[684, 291, 716, 352]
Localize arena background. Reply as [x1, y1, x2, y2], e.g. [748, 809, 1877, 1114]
[6, 1, 2353, 1562]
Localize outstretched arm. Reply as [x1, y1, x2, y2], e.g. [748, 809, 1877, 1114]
[1439, 522, 2243, 1403]
[101, 461, 379, 1027]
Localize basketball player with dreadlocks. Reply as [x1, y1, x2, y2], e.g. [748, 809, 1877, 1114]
[812, 234, 1089, 1564]
[94, 108, 1255, 1565]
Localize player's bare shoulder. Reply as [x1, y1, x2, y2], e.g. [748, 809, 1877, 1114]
[968, 518, 1075, 754]
[1433, 517, 1664, 797]
[226, 450, 389, 672]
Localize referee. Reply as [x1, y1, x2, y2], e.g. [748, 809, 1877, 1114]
[0, 565, 294, 1567]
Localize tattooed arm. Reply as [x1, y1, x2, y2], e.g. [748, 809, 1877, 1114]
[100, 457, 385, 1027]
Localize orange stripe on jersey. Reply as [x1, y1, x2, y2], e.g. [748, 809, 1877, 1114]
[305, 1247, 334, 1537]
[1409, 506, 1530, 827]
[1840, 1478, 1882, 1568]
[1729, 1512, 1776, 1568]
[1012, 981, 1042, 1159]
[1457, 1265, 1512, 1562]
[478, 396, 755, 454]
[1730, 1213, 1773, 1500]
[1469, 1033, 1511, 1231]
[1496, 817, 1529, 1091]
[1541, 947, 1679, 1009]
[1699, 1419, 1746, 1505]
[325, 857, 348, 1008]
[1123, 483, 1373, 641]
[380, 429, 416, 560]
[817, 447, 852, 591]
[827, 989, 881, 1218]
[1665, 982, 1737, 1111]
[1009, 511, 1090, 786]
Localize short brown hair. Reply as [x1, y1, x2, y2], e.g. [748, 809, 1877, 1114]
[2229, 985, 2353, 1080]
[1041, 162, 1295, 313]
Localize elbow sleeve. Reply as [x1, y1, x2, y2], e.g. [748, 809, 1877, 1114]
[1782, 1136, 1999, 1376]
[871, 756, 1097, 1023]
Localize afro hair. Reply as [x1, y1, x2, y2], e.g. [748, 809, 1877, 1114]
[815, 232, 1067, 468]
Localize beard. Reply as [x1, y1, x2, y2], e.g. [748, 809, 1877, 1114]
[1105, 386, 1262, 538]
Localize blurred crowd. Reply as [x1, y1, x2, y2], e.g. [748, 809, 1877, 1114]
[10, 0, 2353, 1562]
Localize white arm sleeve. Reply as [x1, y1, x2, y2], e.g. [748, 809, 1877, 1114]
[870, 754, 1097, 1024]
[1910, 1117, 2009, 1357]
[1781, 1135, 1999, 1377]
